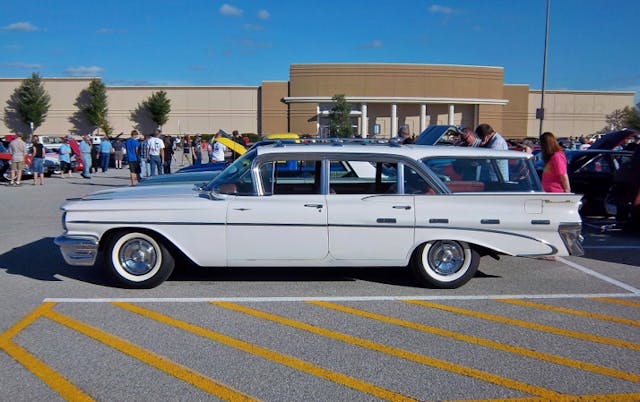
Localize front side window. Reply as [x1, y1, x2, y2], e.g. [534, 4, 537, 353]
[207, 149, 257, 195]
[259, 158, 322, 195]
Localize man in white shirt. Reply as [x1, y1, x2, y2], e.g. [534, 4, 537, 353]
[148, 128, 165, 176]
[209, 132, 227, 162]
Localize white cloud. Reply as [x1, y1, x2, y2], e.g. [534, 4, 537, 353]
[3, 62, 42, 69]
[363, 40, 384, 48]
[243, 23, 263, 31]
[220, 4, 243, 16]
[257, 10, 270, 20]
[3, 22, 39, 32]
[428, 5, 457, 15]
[65, 66, 104, 77]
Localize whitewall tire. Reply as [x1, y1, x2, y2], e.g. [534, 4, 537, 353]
[411, 240, 479, 288]
[105, 231, 175, 289]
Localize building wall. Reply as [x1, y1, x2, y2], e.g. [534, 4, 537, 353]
[259, 81, 289, 134]
[1, 67, 635, 140]
[0, 78, 258, 136]
[527, 91, 635, 137]
[287, 63, 507, 137]
[503, 84, 530, 137]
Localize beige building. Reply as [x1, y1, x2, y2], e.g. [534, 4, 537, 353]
[1, 64, 635, 139]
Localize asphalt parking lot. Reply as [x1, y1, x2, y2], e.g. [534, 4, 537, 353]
[1, 164, 639, 401]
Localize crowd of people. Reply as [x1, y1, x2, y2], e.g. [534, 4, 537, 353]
[2, 128, 249, 187]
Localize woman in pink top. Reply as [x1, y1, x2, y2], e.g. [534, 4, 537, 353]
[540, 131, 571, 193]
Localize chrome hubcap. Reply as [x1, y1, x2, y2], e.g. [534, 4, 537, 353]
[119, 238, 158, 276]
[428, 241, 465, 276]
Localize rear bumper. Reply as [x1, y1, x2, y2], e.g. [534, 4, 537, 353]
[54, 235, 99, 266]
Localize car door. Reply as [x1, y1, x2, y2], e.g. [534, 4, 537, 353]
[226, 158, 328, 263]
[326, 159, 415, 263]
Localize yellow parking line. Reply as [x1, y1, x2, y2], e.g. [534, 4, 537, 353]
[498, 299, 640, 327]
[213, 301, 563, 400]
[0, 337, 94, 401]
[0, 302, 93, 401]
[405, 300, 640, 352]
[592, 297, 640, 308]
[42, 308, 256, 402]
[447, 393, 640, 402]
[308, 301, 640, 383]
[0, 302, 55, 340]
[114, 302, 415, 402]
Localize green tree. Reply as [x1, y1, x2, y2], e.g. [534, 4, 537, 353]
[626, 102, 640, 130]
[602, 102, 640, 132]
[328, 94, 353, 137]
[82, 79, 112, 135]
[5, 72, 51, 137]
[142, 90, 171, 129]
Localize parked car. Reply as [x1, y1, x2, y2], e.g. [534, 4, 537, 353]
[55, 143, 583, 289]
[534, 149, 632, 217]
[589, 128, 640, 150]
[605, 147, 640, 231]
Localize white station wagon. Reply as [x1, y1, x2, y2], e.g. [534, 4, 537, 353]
[55, 142, 584, 289]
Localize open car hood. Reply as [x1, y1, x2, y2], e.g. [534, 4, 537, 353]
[415, 125, 461, 146]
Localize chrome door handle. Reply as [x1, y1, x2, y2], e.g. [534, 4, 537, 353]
[392, 205, 411, 210]
[304, 204, 323, 209]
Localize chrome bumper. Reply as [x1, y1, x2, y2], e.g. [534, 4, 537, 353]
[54, 235, 99, 266]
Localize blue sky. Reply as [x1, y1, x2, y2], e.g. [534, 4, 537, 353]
[1, 0, 638, 103]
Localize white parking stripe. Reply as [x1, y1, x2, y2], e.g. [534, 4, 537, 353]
[584, 245, 640, 250]
[558, 257, 640, 294]
[44, 293, 640, 303]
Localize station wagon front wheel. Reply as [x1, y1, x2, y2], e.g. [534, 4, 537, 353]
[411, 240, 479, 289]
[105, 231, 175, 289]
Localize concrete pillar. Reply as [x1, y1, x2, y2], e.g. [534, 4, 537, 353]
[316, 105, 321, 136]
[391, 104, 398, 138]
[420, 104, 427, 132]
[361, 103, 368, 137]
[448, 104, 455, 125]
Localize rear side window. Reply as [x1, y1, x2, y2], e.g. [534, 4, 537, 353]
[422, 157, 541, 193]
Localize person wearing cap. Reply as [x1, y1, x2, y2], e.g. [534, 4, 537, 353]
[79, 135, 92, 179]
[396, 125, 412, 144]
[58, 136, 73, 178]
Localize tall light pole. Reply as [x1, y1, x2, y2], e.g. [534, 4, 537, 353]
[538, 0, 550, 136]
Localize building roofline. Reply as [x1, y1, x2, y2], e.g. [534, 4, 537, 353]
[290, 62, 503, 70]
[529, 89, 636, 95]
[284, 96, 509, 106]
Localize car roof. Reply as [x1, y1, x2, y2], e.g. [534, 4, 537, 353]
[253, 142, 530, 160]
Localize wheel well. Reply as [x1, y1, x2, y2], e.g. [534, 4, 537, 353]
[412, 241, 500, 261]
[100, 227, 194, 266]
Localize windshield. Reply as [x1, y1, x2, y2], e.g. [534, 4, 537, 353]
[205, 149, 257, 194]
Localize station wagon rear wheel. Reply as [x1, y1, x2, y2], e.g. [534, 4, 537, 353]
[105, 231, 175, 289]
[411, 240, 479, 289]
